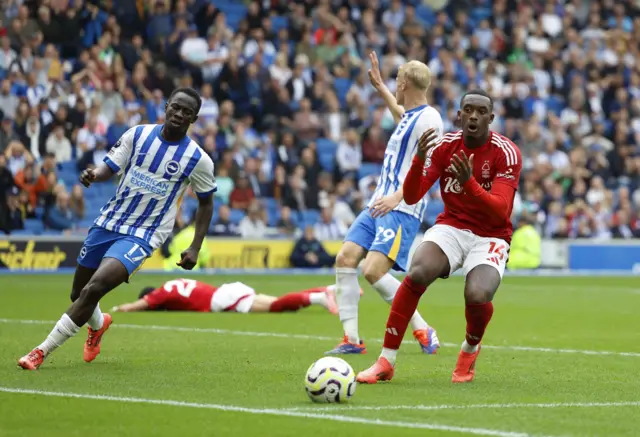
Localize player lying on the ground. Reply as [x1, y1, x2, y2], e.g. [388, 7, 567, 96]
[357, 89, 522, 384]
[111, 278, 341, 314]
[18, 87, 216, 370]
[326, 52, 443, 356]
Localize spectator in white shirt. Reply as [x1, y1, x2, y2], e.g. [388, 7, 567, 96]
[202, 32, 229, 82]
[0, 36, 17, 72]
[45, 125, 72, 163]
[536, 140, 570, 171]
[269, 52, 292, 87]
[314, 207, 347, 241]
[336, 128, 362, 181]
[238, 201, 268, 239]
[76, 117, 101, 153]
[198, 84, 219, 125]
[243, 28, 276, 60]
[382, 0, 405, 30]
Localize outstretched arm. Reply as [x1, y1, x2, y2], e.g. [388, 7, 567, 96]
[112, 299, 150, 312]
[368, 52, 404, 124]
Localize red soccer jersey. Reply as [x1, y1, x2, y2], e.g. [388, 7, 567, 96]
[404, 131, 522, 242]
[143, 279, 218, 312]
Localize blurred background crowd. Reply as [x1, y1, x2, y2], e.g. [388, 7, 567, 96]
[0, 0, 639, 243]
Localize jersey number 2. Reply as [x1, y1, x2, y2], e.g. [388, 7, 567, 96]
[164, 279, 197, 297]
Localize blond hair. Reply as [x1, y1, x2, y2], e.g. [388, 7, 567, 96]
[402, 61, 431, 91]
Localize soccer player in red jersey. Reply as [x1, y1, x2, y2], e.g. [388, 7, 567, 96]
[112, 278, 343, 314]
[357, 89, 522, 384]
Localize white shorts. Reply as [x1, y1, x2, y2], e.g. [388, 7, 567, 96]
[421, 224, 510, 278]
[210, 282, 256, 313]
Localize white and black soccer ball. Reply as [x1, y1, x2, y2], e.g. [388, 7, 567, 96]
[304, 357, 357, 403]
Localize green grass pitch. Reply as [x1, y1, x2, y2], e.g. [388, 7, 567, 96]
[0, 274, 639, 437]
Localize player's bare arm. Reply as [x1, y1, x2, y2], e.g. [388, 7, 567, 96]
[112, 299, 149, 313]
[368, 51, 404, 123]
[177, 194, 214, 270]
[79, 163, 115, 187]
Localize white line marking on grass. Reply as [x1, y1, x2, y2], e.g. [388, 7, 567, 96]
[2, 317, 640, 358]
[288, 400, 640, 412]
[0, 387, 552, 437]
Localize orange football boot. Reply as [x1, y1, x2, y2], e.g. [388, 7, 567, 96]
[83, 313, 113, 363]
[18, 348, 45, 370]
[452, 345, 481, 383]
[356, 357, 395, 384]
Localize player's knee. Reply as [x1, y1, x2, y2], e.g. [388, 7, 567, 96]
[336, 249, 359, 269]
[407, 262, 438, 286]
[79, 280, 109, 305]
[361, 260, 384, 285]
[464, 279, 495, 305]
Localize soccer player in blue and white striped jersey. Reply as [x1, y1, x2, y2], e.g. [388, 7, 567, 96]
[18, 88, 216, 370]
[326, 53, 444, 355]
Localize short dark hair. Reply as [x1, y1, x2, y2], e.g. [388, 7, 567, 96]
[168, 87, 202, 113]
[460, 89, 493, 110]
[138, 286, 156, 299]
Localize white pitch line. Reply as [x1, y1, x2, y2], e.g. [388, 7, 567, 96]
[0, 387, 550, 437]
[288, 400, 640, 413]
[2, 317, 640, 358]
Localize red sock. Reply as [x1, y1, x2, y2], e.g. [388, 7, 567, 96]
[382, 276, 427, 350]
[465, 302, 494, 346]
[269, 292, 311, 312]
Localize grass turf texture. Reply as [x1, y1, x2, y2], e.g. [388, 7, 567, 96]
[0, 274, 638, 437]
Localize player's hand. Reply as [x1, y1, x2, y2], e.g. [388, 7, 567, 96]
[367, 51, 383, 89]
[369, 193, 401, 218]
[449, 151, 474, 185]
[416, 128, 439, 160]
[79, 168, 96, 187]
[177, 247, 199, 270]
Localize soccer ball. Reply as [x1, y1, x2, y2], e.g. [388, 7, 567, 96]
[304, 357, 357, 403]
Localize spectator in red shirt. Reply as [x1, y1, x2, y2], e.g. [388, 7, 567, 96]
[229, 173, 255, 211]
[14, 163, 47, 208]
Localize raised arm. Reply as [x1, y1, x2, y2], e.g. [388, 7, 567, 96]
[368, 52, 404, 124]
[403, 129, 441, 205]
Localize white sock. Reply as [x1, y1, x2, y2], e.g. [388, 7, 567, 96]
[372, 273, 429, 332]
[461, 339, 479, 353]
[380, 347, 398, 366]
[37, 314, 81, 356]
[309, 292, 327, 307]
[87, 304, 104, 330]
[336, 267, 360, 344]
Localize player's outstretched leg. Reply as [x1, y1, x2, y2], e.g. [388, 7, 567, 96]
[326, 242, 367, 355]
[268, 287, 336, 314]
[18, 259, 129, 370]
[357, 242, 449, 384]
[362, 252, 440, 355]
[452, 265, 499, 383]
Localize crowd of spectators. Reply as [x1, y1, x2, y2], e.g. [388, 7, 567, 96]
[0, 0, 639, 241]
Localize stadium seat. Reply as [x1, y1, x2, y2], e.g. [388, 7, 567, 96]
[271, 16, 288, 32]
[24, 219, 43, 234]
[333, 78, 352, 108]
[300, 209, 321, 227]
[416, 5, 436, 26]
[229, 209, 246, 224]
[358, 163, 383, 180]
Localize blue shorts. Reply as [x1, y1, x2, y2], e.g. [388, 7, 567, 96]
[78, 226, 153, 276]
[344, 209, 420, 271]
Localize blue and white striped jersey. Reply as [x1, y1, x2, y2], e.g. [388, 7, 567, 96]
[96, 124, 217, 249]
[368, 105, 444, 220]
